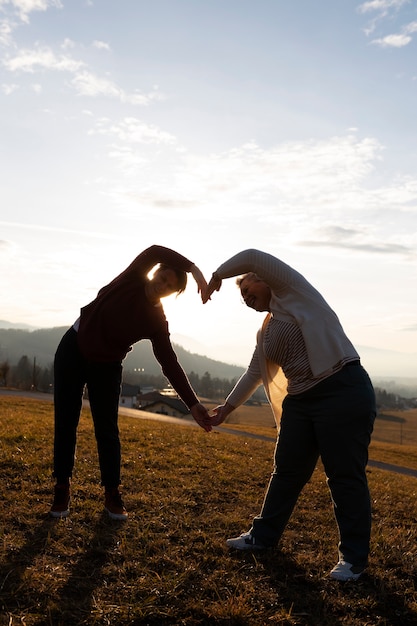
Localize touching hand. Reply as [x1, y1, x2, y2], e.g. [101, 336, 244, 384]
[203, 272, 222, 304]
[210, 402, 234, 427]
[190, 402, 212, 432]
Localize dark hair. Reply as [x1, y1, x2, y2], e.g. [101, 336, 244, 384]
[158, 264, 187, 295]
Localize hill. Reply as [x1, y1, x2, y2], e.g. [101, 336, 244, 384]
[0, 325, 245, 380]
[1, 323, 417, 396]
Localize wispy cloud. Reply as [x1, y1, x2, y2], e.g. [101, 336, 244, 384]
[372, 32, 412, 46]
[3, 45, 85, 72]
[358, 0, 410, 13]
[90, 116, 177, 145]
[402, 323, 417, 332]
[357, 0, 417, 46]
[87, 128, 417, 262]
[1, 81, 18, 93]
[0, 0, 62, 24]
[371, 20, 417, 47]
[299, 237, 412, 256]
[297, 223, 414, 258]
[103, 132, 384, 210]
[92, 40, 111, 52]
[71, 70, 162, 104]
[0, 17, 14, 46]
[2, 43, 164, 103]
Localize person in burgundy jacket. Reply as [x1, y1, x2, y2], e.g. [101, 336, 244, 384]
[50, 245, 211, 520]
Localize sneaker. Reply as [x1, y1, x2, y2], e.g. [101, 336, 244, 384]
[329, 560, 365, 581]
[104, 488, 128, 520]
[50, 482, 70, 518]
[226, 531, 266, 551]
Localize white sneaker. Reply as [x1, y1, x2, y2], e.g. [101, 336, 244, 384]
[226, 531, 266, 551]
[329, 560, 365, 581]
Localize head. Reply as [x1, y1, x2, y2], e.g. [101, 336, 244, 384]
[237, 272, 271, 312]
[147, 264, 187, 301]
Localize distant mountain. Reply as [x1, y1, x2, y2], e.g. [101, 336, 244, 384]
[357, 345, 417, 380]
[0, 325, 245, 380]
[0, 323, 416, 395]
[0, 320, 38, 331]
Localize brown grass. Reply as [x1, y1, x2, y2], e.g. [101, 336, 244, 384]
[0, 396, 416, 625]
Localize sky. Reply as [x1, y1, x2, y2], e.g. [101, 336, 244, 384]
[0, 0, 416, 378]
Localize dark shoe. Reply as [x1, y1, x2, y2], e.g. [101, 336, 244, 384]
[226, 531, 267, 551]
[104, 488, 128, 520]
[50, 482, 70, 518]
[329, 560, 365, 581]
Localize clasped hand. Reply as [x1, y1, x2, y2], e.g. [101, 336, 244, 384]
[191, 402, 233, 431]
[201, 273, 222, 304]
[190, 265, 221, 303]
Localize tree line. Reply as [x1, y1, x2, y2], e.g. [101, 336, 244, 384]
[0, 355, 414, 409]
[0, 355, 254, 402]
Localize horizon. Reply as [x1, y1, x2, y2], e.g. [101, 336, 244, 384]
[0, 318, 416, 381]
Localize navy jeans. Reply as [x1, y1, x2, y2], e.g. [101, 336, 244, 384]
[251, 363, 376, 568]
[53, 327, 123, 488]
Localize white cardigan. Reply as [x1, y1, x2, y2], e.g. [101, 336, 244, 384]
[216, 249, 359, 422]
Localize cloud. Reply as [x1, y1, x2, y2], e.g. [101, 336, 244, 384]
[71, 70, 161, 104]
[89, 130, 417, 263]
[0, 0, 62, 24]
[0, 17, 14, 46]
[3, 45, 85, 72]
[371, 20, 417, 47]
[358, 0, 410, 16]
[92, 40, 111, 52]
[357, 0, 413, 39]
[2, 43, 164, 104]
[402, 323, 417, 332]
[90, 116, 177, 145]
[61, 38, 75, 50]
[299, 238, 412, 256]
[298, 224, 413, 257]
[97, 131, 383, 206]
[1, 81, 18, 93]
[372, 33, 412, 47]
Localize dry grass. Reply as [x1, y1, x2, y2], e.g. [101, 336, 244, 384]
[0, 396, 416, 625]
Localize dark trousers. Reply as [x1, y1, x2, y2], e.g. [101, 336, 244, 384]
[53, 327, 123, 488]
[251, 364, 376, 568]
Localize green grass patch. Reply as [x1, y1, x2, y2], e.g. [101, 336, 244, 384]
[0, 396, 416, 625]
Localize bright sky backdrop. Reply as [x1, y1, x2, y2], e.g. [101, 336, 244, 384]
[0, 0, 416, 377]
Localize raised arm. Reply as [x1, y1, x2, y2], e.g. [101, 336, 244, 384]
[204, 249, 304, 303]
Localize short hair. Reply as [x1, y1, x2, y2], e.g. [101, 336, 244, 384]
[158, 264, 187, 295]
[236, 272, 260, 288]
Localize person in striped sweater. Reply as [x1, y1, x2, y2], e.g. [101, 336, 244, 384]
[205, 249, 376, 582]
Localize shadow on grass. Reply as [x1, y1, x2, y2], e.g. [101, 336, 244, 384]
[227, 548, 417, 626]
[46, 513, 127, 625]
[0, 511, 126, 626]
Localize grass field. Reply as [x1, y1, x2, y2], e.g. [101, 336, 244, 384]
[1, 396, 416, 625]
